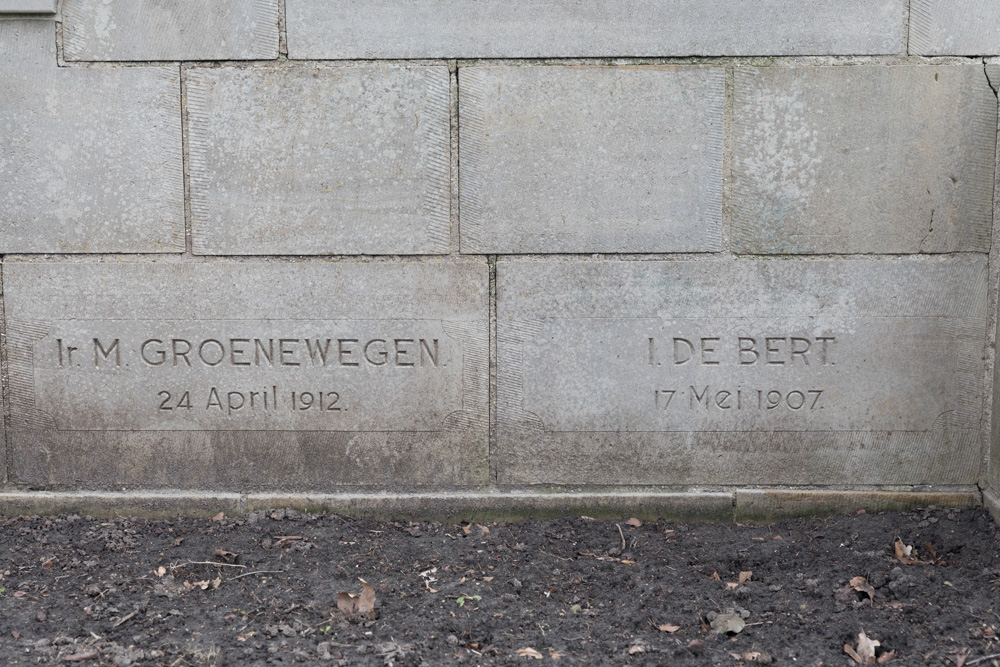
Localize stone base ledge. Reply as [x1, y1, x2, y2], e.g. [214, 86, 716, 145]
[0, 488, 985, 522]
[984, 488, 1000, 527]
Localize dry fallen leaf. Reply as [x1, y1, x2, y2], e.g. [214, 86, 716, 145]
[516, 647, 543, 659]
[894, 538, 919, 566]
[850, 576, 876, 603]
[844, 630, 880, 665]
[710, 571, 722, 581]
[628, 644, 647, 655]
[478, 524, 490, 535]
[726, 582, 739, 590]
[211, 512, 225, 522]
[731, 652, 771, 663]
[738, 571, 753, 585]
[337, 579, 377, 619]
[711, 612, 745, 635]
[214, 549, 238, 563]
[549, 650, 562, 660]
[657, 624, 680, 633]
[626, 518, 643, 528]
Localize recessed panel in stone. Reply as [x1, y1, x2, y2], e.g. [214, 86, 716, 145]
[460, 66, 723, 254]
[497, 257, 987, 486]
[286, 0, 902, 58]
[62, 0, 278, 61]
[0, 0, 56, 13]
[910, 0, 1000, 55]
[733, 65, 996, 254]
[0, 21, 183, 253]
[187, 65, 451, 255]
[4, 259, 488, 490]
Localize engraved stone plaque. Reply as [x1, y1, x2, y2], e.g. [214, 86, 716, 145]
[4, 259, 488, 490]
[0, 21, 183, 253]
[910, 0, 1000, 55]
[286, 0, 902, 59]
[187, 65, 450, 255]
[733, 65, 996, 254]
[62, 0, 279, 61]
[460, 66, 723, 254]
[497, 257, 987, 486]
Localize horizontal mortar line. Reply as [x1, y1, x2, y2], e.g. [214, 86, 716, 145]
[510, 429, 975, 434]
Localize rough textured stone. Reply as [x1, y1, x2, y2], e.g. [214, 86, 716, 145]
[497, 257, 987, 486]
[460, 66, 723, 254]
[286, 0, 902, 59]
[62, 0, 278, 61]
[0, 20, 183, 253]
[187, 65, 451, 255]
[733, 65, 996, 255]
[0, 0, 55, 13]
[910, 0, 1000, 55]
[4, 259, 488, 490]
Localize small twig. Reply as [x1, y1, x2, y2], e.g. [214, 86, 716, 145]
[62, 650, 99, 662]
[967, 653, 1000, 665]
[112, 610, 137, 629]
[616, 523, 626, 553]
[178, 561, 247, 569]
[230, 570, 284, 581]
[539, 549, 573, 562]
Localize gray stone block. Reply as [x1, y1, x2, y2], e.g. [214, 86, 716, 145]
[0, 0, 55, 13]
[62, 0, 278, 61]
[910, 0, 1000, 55]
[460, 66, 723, 254]
[187, 65, 451, 255]
[0, 20, 183, 253]
[733, 65, 996, 254]
[4, 259, 489, 490]
[497, 257, 987, 487]
[286, 0, 902, 59]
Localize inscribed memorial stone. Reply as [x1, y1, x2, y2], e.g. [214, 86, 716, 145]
[4, 259, 489, 490]
[497, 257, 986, 487]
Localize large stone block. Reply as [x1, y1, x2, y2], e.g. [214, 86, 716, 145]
[497, 257, 987, 486]
[62, 0, 278, 61]
[3, 259, 489, 491]
[733, 65, 996, 255]
[910, 0, 1000, 55]
[460, 66, 723, 254]
[0, 0, 55, 13]
[0, 21, 183, 253]
[286, 0, 902, 59]
[187, 65, 451, 255]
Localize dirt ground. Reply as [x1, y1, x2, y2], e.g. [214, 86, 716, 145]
[0, 505, 997, 666]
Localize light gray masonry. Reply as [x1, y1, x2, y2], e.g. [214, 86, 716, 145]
[187, 65, 451, 256]
[497, 257, 987, 487]
[910, 0, 1000, 55]
[460, 66, 723, 254]
[4, 259, 489, 490]
[286, 0, 903, 59]
[0, 0, 55, 13]
[733, 65, 996, 255]
[62, 0, 278, 61]
[0, 20, 183, 253]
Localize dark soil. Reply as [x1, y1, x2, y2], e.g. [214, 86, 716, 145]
[0, 506, 998, 666]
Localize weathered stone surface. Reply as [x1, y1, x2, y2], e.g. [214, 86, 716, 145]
[4, 259, 488, 490]
[62, 0, 278, 61]
[460, 66, 723, 254]
[910, 0, 1000, 55]
[0, 0, 55, 13]
[0, 21, 183, 253]
[735, 490, 979, 522]
[187, 65, 451, 255]
[733, 65, 996, 254]
[286, 0, 902, 59]
[497, 257, 987, 486]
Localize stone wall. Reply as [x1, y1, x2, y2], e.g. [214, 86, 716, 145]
[1, 0, 999, 520]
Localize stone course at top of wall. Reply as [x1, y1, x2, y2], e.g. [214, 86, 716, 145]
[910, 0, 1000, 56]
[286, 0, 904, 59]
[0, 0, 54, 13]
[61, 0, 279, 61]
